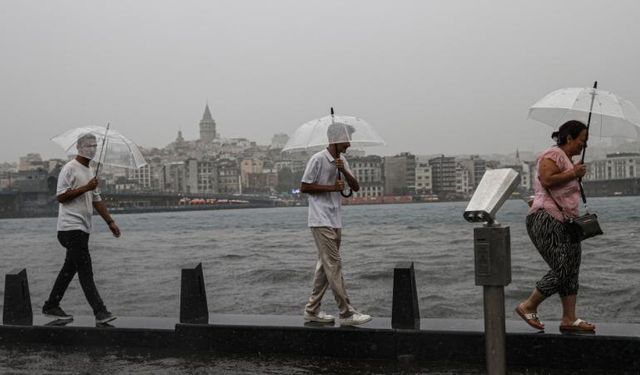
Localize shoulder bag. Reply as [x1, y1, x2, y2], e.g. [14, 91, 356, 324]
[543, 182, 603, 242]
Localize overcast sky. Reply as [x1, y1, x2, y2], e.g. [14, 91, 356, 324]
[1, 0, 639, 163]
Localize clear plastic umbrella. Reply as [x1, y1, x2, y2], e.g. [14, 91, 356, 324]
[529, 81, 640, 208]
[528, 84, 640, 139]
[283, 108, 385, 197]
[282, 109, 385, 152]
[51, 125, 147, 175]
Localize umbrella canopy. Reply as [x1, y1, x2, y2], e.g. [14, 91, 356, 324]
[282, 114, 385, 152]
[51, 125, 147, 169]
[528, 86, 640, 139]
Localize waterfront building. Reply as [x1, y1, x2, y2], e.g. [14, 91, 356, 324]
[128, 163, 155, 191]
[240, 158, 277, 193]
[585, 152, 640, 181]
[160, 162, 187, 193]
[217, 158, 240, 194]
[455, 163, 472, 196]
[501, 160, 533, 192]
[185, 158, 213, 194]
[246, 168, 278, 195]
[457, 155, 487, 189]
[11, 168, 54, 193]
[240, 158, 264, 189]
[384, 152, 416, 196]
[429, 155, 457, 196]
[415, 156, 433, 195]
[350, 155, 384, 197]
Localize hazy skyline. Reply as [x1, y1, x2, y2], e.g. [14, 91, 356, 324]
[2, 1, 640, 163]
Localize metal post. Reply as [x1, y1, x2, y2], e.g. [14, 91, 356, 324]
[483, 285, 506, 375]
[474, 224, 510, 375]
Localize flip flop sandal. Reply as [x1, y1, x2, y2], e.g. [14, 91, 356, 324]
[559, 318, 595, 332]
[515, 305, 545, 330]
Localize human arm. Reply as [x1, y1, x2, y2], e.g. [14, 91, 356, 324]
[93, 201, 121, 238]
[538, 158, 586, 189]
[300, 155, 344, 194]
[335, 158, 359, 192]
[57, 177, 98, 204]
[300, 180, 344, 194]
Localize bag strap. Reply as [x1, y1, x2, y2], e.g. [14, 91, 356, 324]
[538, 176, 569, 220]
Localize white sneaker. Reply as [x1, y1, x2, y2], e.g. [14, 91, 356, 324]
[340, 312, 372, 326]
[303, 311, 335, 323]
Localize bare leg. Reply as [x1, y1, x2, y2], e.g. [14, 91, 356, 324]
[559, 294, 595, 329]
[519, 287, 546, 314]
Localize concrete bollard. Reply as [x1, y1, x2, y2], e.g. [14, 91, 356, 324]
[3, 268, 33, 326]
[180, 263, 209, 324]
[391, 262, 420, 329]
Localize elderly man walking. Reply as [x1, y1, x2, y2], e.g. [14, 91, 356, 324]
[42, 133, 120, 324]
[300, 123, 372, 326]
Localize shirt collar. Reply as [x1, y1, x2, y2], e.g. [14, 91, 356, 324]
[321, 148, 336, 163]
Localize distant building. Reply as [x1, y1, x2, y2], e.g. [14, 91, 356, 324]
[350, 155, 384, 197]
[240, 158, 264, 191]
[384, 153, 416, 196]
[415, 156, 432, 195]
[585, 152, 640, 181]
[12, 168, 53, 193]
[457, 155, 487, 189]
[271, 133, 289, 149]
[199, 104, 217, 142]
[185, 158, 216, 194]
[429, 155, 457, 195]
[217, 158, 240, 194]
[127, 164, 154, 191]
[160, 162, 187, 192]
[455, 163, 472, 195]
[501, 160, 533, 192]
[18, 153, 43, 172]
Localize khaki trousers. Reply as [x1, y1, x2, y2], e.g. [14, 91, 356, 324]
[305, 227, 355, 318]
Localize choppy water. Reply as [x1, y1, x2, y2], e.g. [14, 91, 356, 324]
[1, 197, 639, 374]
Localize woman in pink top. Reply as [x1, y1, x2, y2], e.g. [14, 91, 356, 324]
[515, 120, 596, 332]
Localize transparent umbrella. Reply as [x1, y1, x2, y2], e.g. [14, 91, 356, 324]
[283, 108, 385, 197]
[282, 109, 385, 153]
[51, 124, 147, 176]
[528, 83, 640, 140]
[529, 81, 640, 207]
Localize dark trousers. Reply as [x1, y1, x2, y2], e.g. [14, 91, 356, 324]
[44, 230, 106, 315]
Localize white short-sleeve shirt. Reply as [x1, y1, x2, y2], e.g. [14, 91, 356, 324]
[56, 159, 102, 233]
[301, 149, 352, 228]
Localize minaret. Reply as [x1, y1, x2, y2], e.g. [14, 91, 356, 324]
[199, 104, 217, 142]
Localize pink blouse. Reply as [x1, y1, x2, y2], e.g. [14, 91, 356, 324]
[528, 146, 581, 222]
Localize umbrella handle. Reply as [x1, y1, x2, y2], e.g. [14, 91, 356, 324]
[340, 189, 353, 198]
[337, 170, 353, 198]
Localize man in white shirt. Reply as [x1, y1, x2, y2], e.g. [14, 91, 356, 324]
[42, 133, 120, 324]
[300, 123, 372, 326]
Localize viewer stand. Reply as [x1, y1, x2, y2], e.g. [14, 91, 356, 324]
[474, 222, 511, 375]
[463, 168, 519, 375]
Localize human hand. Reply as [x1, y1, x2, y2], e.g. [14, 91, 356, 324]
[84, 177, 99, 192]
[335, 178, 345, 192]
[572, 163, 586, 178]
[335, 158, 345, 172]
[108, 221, 121, 238]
